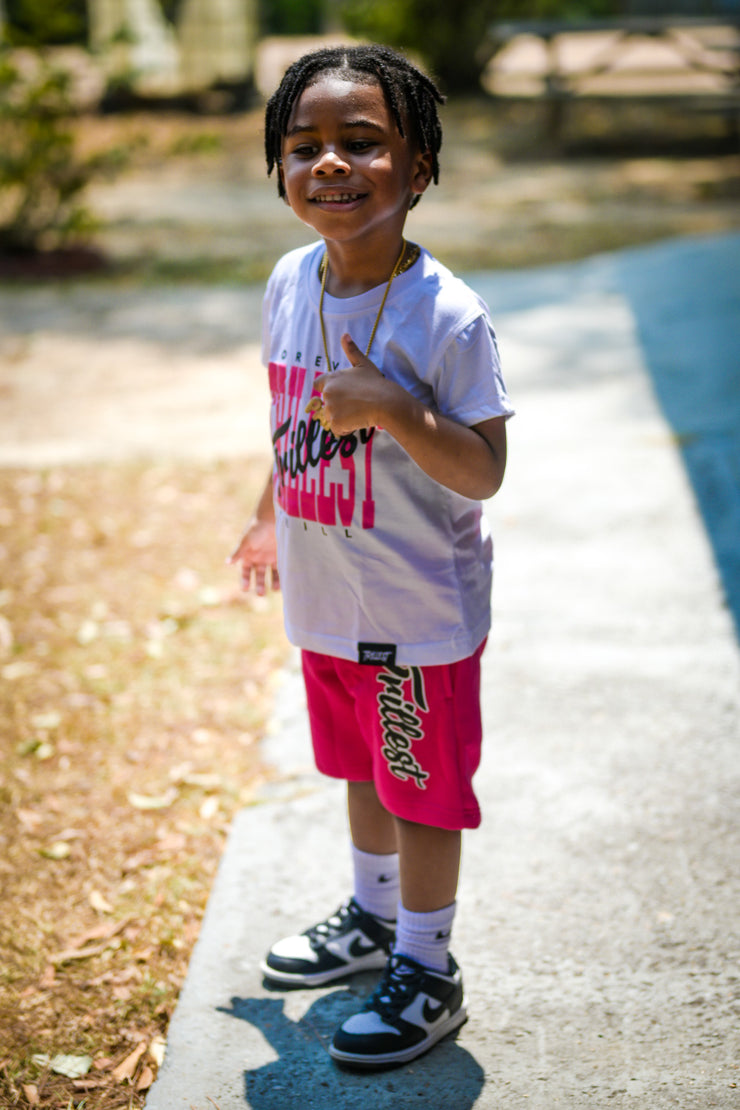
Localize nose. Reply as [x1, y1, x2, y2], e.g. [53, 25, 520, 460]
[312, 148, 350, 176]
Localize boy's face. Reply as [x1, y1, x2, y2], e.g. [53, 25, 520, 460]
[279, 73, 432, 249]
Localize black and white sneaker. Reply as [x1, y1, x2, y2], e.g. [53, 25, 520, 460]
[329, 952, 467, 1069]
[260, 898, 395, 987]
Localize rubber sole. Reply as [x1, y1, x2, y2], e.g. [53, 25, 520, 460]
[329, 1002, 468, 1070]
[259, 950, 388, 988]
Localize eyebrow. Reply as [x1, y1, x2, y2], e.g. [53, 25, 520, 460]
[285, 118, 385, 138]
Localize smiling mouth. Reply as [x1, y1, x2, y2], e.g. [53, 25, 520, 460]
[310, 192, 366, 204]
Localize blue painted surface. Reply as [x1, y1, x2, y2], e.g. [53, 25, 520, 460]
[470, 232, 740, 637]
[614, 234, 740, 639]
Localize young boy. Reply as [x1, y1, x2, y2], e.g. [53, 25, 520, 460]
[230, 44, 514, 1069]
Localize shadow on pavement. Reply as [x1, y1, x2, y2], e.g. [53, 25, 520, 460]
[218, 989, 485, 1110]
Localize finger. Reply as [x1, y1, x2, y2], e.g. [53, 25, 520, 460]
[253, 565, 267, 596]
[227, 537, 247, 564]
[271, 565, 281, 592]
[341, 333, 362, 364]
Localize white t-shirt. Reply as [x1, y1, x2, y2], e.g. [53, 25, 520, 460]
[261, 241, 514, 666]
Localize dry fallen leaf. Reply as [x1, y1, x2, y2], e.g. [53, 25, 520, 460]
[77, 619, 99, 645]
[32, 1054, 93, 1079]
[22, 1084, 39, 1106]
[53, 1054, 93, 1079]
[2, 660, 36, 680]
[123, 847, 159, 871]
[51, 916, 134, 965]
[67, 916, 132, 950]
[136, 1064, 154, 1091]
[199, 796, 219, 820]
[39, 841, 71, 860]
[51, 942, 112, 967]
[128, 787, 178, 811]
[72, 1077, 109, 1091]
[89, 889, 114, 914]
[30, 711, 62, 730]
[181, 772, 221, 790]
[149, 1034, 166, 1067]
[112, 1041, 147, 1083]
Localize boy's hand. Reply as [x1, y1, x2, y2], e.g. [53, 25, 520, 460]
[308, 333, 397, 436]
[228, 517, 279, 596]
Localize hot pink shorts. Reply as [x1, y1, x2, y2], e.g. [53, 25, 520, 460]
[301, 641, 486, 830]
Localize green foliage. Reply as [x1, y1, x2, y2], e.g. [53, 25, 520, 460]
[339, 0, 490, 92]
[260, 0, 324, 35]
[0, 51, 127, 253]
[2, 0, 88, 46]
[156, 0, 186, 26]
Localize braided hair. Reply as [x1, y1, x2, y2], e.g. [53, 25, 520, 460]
[264, 44, 445, 209]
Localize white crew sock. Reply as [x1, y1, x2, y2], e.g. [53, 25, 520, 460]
[351, 845, 399, 922]
[394, 901, 456, 973]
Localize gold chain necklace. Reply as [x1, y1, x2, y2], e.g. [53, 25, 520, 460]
[318, 240, 420, 371]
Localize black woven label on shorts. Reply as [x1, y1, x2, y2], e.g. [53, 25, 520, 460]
[358, 642, 397, 666]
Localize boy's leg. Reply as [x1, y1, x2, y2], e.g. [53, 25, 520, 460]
[391, 816, 460, 974]
[347, 780, 401, 922]
[347, 780, 397, 853]
[260, 781, 397, 986]
[395, 816, 460, 911]
[330, 807, 467, 1069]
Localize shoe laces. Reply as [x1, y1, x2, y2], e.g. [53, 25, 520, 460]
[365, 956, 422, 1019]
[306, 900, 355, 949]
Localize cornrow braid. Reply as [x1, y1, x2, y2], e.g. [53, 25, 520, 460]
[264, 44, 445, 209]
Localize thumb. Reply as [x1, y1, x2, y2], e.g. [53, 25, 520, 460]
[341, 333, 365, 366]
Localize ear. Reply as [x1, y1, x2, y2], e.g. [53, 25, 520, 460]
[410, 149, 433, 198]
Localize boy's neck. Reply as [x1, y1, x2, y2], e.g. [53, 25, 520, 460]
[322, 236, 407, 298]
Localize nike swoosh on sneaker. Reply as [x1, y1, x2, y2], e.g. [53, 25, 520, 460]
[422, 997, 448, 1023]
[349, 935, 380, 958]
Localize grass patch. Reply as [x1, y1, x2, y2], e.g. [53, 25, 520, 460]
[0, 458, 287, 1108]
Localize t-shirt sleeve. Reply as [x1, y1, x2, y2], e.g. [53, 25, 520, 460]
[434, 315, 515, 427]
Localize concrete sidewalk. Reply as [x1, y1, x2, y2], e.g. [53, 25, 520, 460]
[146, 236, 740, 1110]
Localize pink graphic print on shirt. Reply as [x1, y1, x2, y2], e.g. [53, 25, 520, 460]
[269, 362, 376, 530]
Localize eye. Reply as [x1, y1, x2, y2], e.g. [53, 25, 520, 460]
[347, 139, 375, 152]
[291, 143, 317, 158]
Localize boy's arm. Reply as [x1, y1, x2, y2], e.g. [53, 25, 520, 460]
[228, 470, 279, 596]
[315, 334, 507, 501]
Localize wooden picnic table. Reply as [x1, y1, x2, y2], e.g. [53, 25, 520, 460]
[480, 13, 740, 136]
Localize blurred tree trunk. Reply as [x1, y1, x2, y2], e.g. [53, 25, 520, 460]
[88, 0, 259, 98]
[178, 0, 257, 92]
[88, 0, 180, 94]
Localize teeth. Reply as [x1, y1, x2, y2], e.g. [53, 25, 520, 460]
[314, 193, 359, 202]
